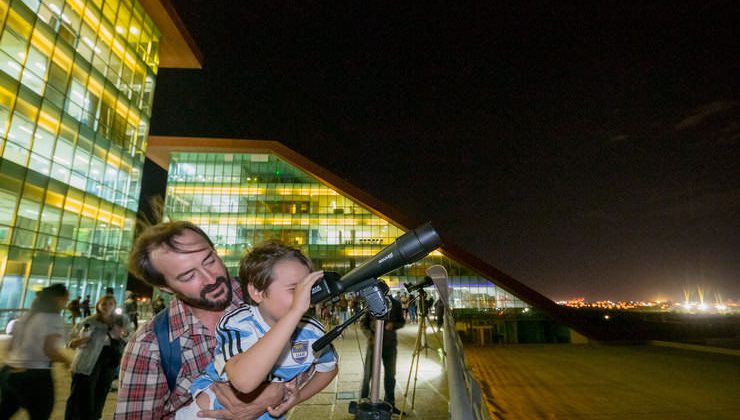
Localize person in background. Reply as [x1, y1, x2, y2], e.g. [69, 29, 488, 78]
[152, 295, 166, 314]
[408, 297, 417, 324]
[349, 294, 361, 317]
[116, 221, 284, 419]
[68, 296, 82, 326]
[81, 295, 91, 317]
[123, 291, 139, 330]
[434, 298, 445, 331]
[181, 240, 337, 419]
[337, 295, 349, 324]
[400, 293, 410, 321]
[359, 294, 406, 415]
[0, 284, 72, 419]
[65, 295, 129, 420]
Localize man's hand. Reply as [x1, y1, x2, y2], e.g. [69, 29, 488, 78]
[266, 378, 300, 418]
[197, 381, 284, 419]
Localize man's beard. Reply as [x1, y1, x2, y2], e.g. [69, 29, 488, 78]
[177, 275, 233, 311]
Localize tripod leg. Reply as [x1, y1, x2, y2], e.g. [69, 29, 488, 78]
[401, 319, 422, 415]
[423, 312, 446, 358]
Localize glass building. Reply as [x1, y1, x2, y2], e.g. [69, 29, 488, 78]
[0, 0, 198, 323]
[149, 138, 529, 312]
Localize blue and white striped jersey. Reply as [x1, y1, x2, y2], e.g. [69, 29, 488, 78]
[212, 304, 337, 383]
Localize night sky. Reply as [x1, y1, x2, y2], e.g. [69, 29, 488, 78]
[149, 1, 740, 302]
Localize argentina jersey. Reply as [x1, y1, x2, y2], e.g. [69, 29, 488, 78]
[213, 304, 338, 383]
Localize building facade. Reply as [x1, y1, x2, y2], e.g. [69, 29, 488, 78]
[0, 0, 197, 322]
[149, 139, 528, 312]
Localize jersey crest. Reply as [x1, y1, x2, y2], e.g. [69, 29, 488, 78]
[291, 340, 309, 363]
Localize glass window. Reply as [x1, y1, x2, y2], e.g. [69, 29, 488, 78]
[31, 125, 54, 155]
[49, 162, 70, 183]
[6, 113, 33, 147]
[28, 152, 51, 175]
[2, 140, 29, 166]
[53, 137, 74, 166]
[0, 107, 9, 140]
[51, 254, 72, 280]
[60, 3, 82, 39]
[0, 29, 26, 79]
[58, 208, 78, 238]
[19, 0, 40, 13]
[0, 254, 25, 309]
[0, 2, 8, 27]
[68, 173, 84, 190]
[11, 227, 36, 248]
[20, 69, 44, 95]
[66, 77, 86, 120]
[0, 189, 19, 231]
[6, 3, 34, 39]
[47, 59, 69, 92]
[36, 2, 55, 26]
[23, 46, 47, 78]
[29, 251, 52, 277]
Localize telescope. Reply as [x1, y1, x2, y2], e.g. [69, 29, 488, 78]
[309, 223, 441, 420]
[311, 223, 441, 351]
[310, 222, 442, 305]
[404, 276, 434, 294]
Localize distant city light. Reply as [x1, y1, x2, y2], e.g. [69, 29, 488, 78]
[556, 296, 739, 314]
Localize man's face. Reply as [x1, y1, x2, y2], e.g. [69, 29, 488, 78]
[150, 229, 232, 311]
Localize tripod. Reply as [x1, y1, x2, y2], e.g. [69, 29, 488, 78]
[351, 317, 395, 419]
[400, 291, 445, 418]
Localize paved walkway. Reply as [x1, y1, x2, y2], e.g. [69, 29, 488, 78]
[464, 343, 740, 419]
[1, 322, 450, 419]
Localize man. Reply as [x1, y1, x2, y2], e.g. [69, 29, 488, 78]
[81, 295, 91, 317]
[123, 291, 139, 330]
[359, 294, 405, 414]
[115, 221, 283, 419]
[68, 296, 81, 326]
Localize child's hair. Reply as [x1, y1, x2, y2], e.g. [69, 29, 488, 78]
[239, 240, 313, 305]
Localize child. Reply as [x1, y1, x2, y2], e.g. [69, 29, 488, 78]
[178, 241, 338, 419]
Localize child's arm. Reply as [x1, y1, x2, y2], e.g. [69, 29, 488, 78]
[295, 369, 338, 404]
[225, 270, 324, 394]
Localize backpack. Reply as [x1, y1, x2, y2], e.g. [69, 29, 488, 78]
[153, 309, 181, 392]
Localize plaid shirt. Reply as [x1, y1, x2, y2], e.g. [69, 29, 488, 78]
[114, 279, 243, 419]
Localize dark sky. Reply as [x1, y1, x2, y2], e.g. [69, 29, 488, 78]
[149, 1, 740, 302]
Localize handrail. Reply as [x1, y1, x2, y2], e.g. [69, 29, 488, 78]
[444, 311, 490, 420]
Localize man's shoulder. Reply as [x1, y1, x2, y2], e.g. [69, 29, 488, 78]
[127, 319, 158, 346]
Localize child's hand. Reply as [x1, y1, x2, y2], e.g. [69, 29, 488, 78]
[290, 271, 324, 315]
[265, 379, 300, 417]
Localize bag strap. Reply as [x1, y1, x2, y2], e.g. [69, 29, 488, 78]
[153, 309, 181, 392]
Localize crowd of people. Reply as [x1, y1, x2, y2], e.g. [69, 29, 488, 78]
[0, 220, 446, 419]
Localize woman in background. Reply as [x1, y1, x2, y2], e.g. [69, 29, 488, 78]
[0, 284, 72, 419]
[65, 295, 128, 420]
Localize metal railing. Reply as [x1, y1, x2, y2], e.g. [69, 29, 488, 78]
[444, 310, 490, 420]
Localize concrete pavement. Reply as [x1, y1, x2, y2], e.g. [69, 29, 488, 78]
[464, 343, 740, 419]
[1, 322, 450, 419]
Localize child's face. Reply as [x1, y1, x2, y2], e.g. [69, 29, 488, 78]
[97, 299, 117, 316]
[252, 258, 310, 326]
